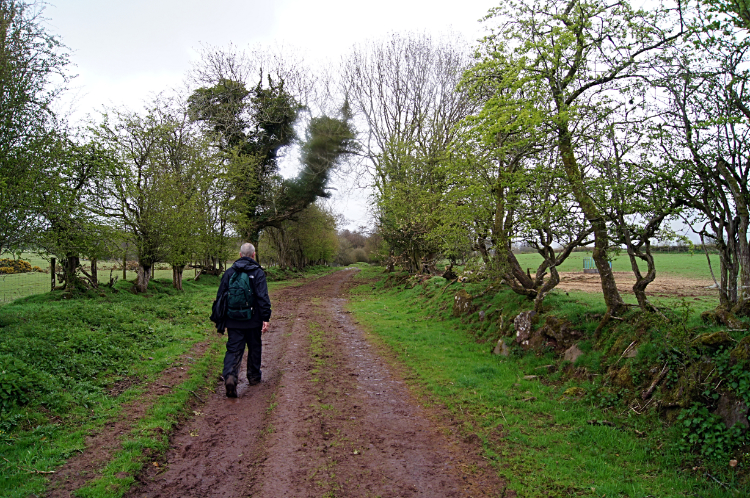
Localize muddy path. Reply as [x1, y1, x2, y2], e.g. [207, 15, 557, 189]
[126, 269, 505, 498]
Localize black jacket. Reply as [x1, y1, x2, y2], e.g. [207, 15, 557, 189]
[216, 257, 272, 329]
[209, 290, 228, 333]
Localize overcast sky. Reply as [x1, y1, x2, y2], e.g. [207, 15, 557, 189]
[47, 0, 493, 228]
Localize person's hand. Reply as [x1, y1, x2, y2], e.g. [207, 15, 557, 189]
[262, 321, 269, 334]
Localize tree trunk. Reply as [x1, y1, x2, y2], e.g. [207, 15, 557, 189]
[716, 158, 750, 304]
[63, 254, 80, 293]
[557, 125, 624, 315]
[134, 263, 152, 293]
[628, 249, 657, 312]
[172, 265, 184, 290]
[122, 251, 127, 281]
[533, 265, 560, 313]
[50, 257, 56, 292]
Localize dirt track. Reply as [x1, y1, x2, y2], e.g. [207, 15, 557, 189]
[116, 269, 504, 497]
[556, 271, 718, 298]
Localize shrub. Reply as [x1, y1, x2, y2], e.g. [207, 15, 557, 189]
[353, 248, 369, 263]
[0, 355, 44, 409]
[0, 259, 33, 274]
[677, 403, 749, 460]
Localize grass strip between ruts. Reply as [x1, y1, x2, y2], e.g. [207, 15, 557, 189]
[73, 338, 222, 498]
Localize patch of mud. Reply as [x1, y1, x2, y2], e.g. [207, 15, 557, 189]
[107, 376, 141, 397]
[45, 341, 211, 498]
[126, 270, 506, 498]
[556, 271, 718, 298]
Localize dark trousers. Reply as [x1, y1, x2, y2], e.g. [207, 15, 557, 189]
[222, 326, 262, 382]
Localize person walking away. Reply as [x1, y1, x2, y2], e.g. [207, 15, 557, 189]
[216, 243, 271, 397]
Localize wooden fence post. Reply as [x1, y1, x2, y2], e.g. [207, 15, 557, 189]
[91, 258, 98, 286]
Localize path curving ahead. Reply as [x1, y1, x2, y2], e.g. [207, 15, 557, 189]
[125, 269, 504, 498]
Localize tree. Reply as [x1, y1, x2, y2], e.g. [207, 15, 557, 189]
[587, 113, 684, 313]
[91, 102, 203, 293]
[189, 47, 354, 251]
[0, 0, 70, 253]
[651, 4, 750, 312]
[342, 32, 477, 272]
[36, 136, 116, 292]
[152, 98, 220, 290]
[262, 203, 338, 268]
[439, 113, 592, 311]
[472, 0, 684, 316]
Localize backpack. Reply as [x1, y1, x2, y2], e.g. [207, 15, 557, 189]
[227, 270, 254, 321]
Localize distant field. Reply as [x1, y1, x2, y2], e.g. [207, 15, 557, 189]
[0, 253, 196, 305]
[514, 251, 720, 281]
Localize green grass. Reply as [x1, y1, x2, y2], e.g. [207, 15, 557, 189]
[347, 266, 747, 497]
[0, 276, 223, 497]
[514, 251, 720, 280]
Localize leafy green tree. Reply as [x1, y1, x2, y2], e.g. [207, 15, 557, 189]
[471, 0, 684, 316]
[650, 3, 750, 312]
[91, 103, 199, 293]
[189, 50, 354, 252]
[0, 0, 70, 254]
[36, 137, 116, 292]
[262, 203, 338, 268]
[586, 114, 684, 313]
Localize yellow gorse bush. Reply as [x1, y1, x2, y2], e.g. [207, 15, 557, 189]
[0, 259, 33, 274]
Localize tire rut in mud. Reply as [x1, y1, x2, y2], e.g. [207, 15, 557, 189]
[128, 270, 505, 498]
[45, 341, 211, 498]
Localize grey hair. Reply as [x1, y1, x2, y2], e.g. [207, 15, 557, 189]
[240, 242, 256, 258]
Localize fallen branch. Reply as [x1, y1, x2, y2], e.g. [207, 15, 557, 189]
[616, 341, 637, 364]
[641, 364, 670, 400]
[440, 278, 459, 295]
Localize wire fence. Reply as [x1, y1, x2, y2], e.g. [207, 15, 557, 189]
[0, 270, 51, 304]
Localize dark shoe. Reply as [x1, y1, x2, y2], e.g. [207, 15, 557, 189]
[225, 375, 237, 398]
[247, 377, 261, 386]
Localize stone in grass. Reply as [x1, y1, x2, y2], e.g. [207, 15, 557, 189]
[701, 309, 746, 330]
[493, 340, 511, 357]
[563, 344, 584, 363]
[691, 331, 734, 348]
[514, 311, 536, 345]
[714, 393, 750, 430]
[453, 290, 476, 317]
[523, 375, 538, 381]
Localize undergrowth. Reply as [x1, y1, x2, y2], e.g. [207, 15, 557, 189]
[348, 265, 749, 497]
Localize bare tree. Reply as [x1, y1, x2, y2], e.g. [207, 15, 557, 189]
[341, 32, 478, 272]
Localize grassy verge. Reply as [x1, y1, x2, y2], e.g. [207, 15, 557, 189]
[347, 265, 748, 497]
